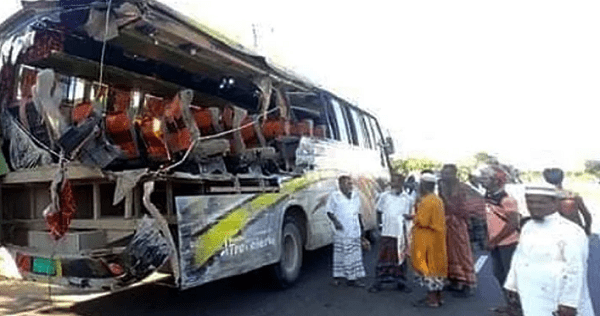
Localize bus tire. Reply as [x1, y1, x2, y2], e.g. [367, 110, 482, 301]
[271, 216, 303, 288]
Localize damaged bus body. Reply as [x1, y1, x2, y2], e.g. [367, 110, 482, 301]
[0, 0, 393, 291]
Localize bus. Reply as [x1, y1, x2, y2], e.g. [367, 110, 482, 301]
[0, 0, 394, 291]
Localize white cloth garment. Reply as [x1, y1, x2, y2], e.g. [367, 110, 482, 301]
[376, 190, 416, 264]
[504, 212, 594, 316]
[332, 236, 366, 280]
[327, 190, 362, 239]
[376, 190, 416, 238]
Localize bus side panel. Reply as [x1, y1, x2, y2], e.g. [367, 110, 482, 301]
[308, 139, 389, 234]
[176, 194, 281, 289]
[174, 171, 338, 290]
[301, 178, 336, 250]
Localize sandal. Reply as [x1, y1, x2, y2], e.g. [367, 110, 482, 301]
[330, 279, 342, 287]
[397, 283, 413, 293]
[346, 280, 366, 287]
[412, 298, 440, 308]
[490, 306, 511, 315]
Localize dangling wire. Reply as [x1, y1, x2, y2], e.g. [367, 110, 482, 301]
[98, 0, 113, 88]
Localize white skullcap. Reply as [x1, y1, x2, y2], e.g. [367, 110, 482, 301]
[421, 173, 437, 183]
[525, 185, 558, 197]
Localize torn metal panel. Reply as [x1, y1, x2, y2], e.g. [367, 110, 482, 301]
[84, 6, 119, 42]
[77, 129, 123, 168]
[254, 76, 272, 116]
[142, 181, 180, 286]
[112, 168, 148, 205]
[32, 69, 66, 143]
[121, 214, 169, 283]
[83, 1, 141, 42]
[1, 111, 52, 170]
[58, 115, 101, 155]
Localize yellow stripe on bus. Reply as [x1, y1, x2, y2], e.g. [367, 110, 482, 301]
[194, 171, 335, 267]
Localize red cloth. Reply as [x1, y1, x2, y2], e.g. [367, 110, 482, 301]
[441, 182, 485, 287]
[486, 196, 519, 247]
[45, 179, 77, 240]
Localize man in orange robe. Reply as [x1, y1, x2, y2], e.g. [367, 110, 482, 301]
[407, 172, 447, 308]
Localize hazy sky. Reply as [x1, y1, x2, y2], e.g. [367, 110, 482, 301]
[166, 0, 600, 171]
[3, 0, 600, 170]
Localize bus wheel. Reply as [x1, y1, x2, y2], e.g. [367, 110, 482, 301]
[271, 217, 303, 288]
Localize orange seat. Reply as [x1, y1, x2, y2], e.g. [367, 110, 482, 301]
[222, 106, 261, 153]
[139, 116, 169, 161]
[314, 125, 326, 138]
[192, 107, 215, 135]
[164, 94, 193, 155]
[139, 97, 169, 162]
[106, 112, 138, 159]
[262, 117, 289, 140]
[291, 119, 313, 137]
[72, 101, 94, 124]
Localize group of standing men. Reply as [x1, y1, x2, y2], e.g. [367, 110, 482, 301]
[326, 164, 595, 316]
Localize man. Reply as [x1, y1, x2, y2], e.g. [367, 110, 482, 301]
[368, 174, 416, 293]
[326, 175, 367, 287]
[504, 186, 594, 316]
[482, 167, 520, 314]
[438, 164, 485, 297]
[407, 172, 447, 308]
[543, 167, 592, 236]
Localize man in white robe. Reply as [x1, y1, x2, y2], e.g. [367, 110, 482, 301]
[327, 175, 366, 287]
[504, 186, 594, 316]
[369, 174, 417, 293]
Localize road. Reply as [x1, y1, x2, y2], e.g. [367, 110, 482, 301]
[47, 243, 502, 316]
[45, 234, 598, 316]
[3, 238, 599, 316]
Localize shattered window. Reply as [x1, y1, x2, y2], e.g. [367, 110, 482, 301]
[16, 65, 37, 101]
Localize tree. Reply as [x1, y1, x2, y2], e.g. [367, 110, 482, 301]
[391, 157, 442, 175]
[584, 160, 600, 178]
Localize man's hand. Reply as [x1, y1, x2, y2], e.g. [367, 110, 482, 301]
[327, 212, 344, 231]
[554, 305, 577, 316]
[505, 290, 523, 316]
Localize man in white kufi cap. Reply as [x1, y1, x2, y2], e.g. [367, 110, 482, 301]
[503, 185, 594, 316]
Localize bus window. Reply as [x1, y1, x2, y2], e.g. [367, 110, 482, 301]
[324, 101, 339, 140]
[359, 114, 374, 149]
[330, 98, 350, 144]
[341, 105, 358, 146]
[367, 116, 383, 148]
[348, 108, 370, 149]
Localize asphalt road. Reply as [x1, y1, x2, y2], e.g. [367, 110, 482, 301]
[9, 234, 599, 316]
[65, 242, 507, 316]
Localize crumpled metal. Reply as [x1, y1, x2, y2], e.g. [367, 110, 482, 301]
[84, 2, 141, 42]
[122, 215, 170, 282]
[32, 69, 66, 143]
[112, 168, 148, 206]
[1, 111, 52, 170]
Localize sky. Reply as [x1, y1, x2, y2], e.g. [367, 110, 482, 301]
[3, 0, 600, 171]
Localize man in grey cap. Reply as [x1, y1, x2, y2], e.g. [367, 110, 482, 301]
[503, 186, 593, 316]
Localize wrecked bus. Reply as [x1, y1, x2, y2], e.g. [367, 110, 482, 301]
[0, 0, 394, 291]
